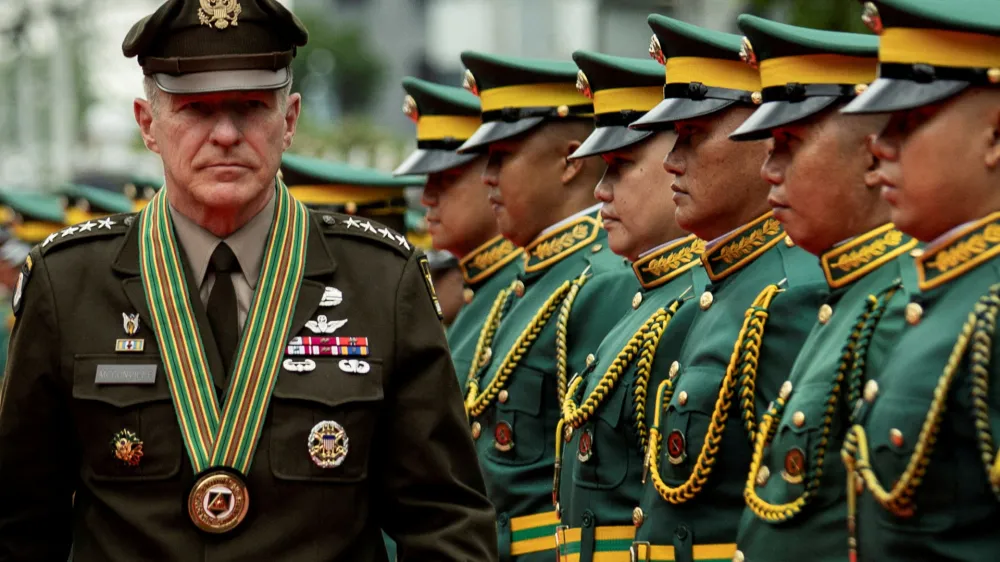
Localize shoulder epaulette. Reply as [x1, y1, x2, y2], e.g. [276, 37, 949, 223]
[39, 213, 136, 256]
[313, 210, 413, 258]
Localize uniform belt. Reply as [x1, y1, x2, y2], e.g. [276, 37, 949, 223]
[628, 541, 736, 562]
[509, 511, 561, 556]
[555, 525, 636, 562]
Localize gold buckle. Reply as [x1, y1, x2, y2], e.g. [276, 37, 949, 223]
[554, 525, 570, 561]
[630, 541, 651, 562]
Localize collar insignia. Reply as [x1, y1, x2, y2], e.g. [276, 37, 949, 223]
[820, 224, 916, 289]
[632, 235, 705, 290]
[524, 216, 601, 273]
[916, 211, 1000, 291]
[459, 235, 523, 285]
[702, 213, 784, 282]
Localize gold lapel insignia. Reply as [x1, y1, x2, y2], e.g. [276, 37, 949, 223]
[632, 235, 705, 290]
[702, 213, 784, 282]
[523, 216, 601, 273]
[198, 0, 242, 30]
[820, 224, 916, 289]
[459, 235, 523, 285]
[916, 211, 1000, 291]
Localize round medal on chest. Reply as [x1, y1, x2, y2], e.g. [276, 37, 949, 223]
[308, 420, 350, 469]
[666, 429, 687, 465]
[577, 428, 594, 462]
[494, 421, 515, 452]
[188, 470, 250, 533]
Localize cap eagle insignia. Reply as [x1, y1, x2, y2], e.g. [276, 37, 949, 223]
[199, 0, 242, 30]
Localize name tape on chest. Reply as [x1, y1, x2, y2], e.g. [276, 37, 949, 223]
[95, 364, 157, 385]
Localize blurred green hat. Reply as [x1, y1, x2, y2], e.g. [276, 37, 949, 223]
[0, 190, 66, 244]
[57, 184, 134, 225]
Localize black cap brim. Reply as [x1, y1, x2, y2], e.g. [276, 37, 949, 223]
[630, 97, 737, 130]
[730, 97, 841, 141]
[393, 149, 479, 176]
[456, 117, 546, 153]
[841, 77, 969, 114]
[569, 126, 654, 160]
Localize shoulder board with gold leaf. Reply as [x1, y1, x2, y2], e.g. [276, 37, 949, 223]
[39, 213, 135, 256]
[315, 210, 413, 258]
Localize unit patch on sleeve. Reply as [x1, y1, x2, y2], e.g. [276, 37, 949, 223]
[418, 254, 445, 320]
[12, 254, 32, 317]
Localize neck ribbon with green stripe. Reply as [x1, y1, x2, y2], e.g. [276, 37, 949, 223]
[138, 182, 308, 475]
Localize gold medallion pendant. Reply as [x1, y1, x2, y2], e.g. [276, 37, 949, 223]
[188, 471, 250, 533]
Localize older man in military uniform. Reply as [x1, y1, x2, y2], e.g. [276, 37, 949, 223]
[838, 1, 1000, 560]
[456, 52, 636, 561]
[0, 1, 496, 560]
[394, 77, 522, 381]
[726, 16, 917, 562]
[625, 15, 827, 562]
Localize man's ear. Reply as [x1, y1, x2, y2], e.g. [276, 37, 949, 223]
[134, 99, 160, 155]
[560, 139, 584, 185]
[282, 93, 302, 151]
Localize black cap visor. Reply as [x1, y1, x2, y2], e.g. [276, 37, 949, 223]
[393, 148, 479, 176]
[730, 97, 841, 141]
[570, 126, 654, 160]
[456, 117, 546, 154]
[630, 97, 736, 131]
[841, 77, 969, 114]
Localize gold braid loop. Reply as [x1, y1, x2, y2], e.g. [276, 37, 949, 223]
[632, 301, 683, 454]
[736, 300, 774, 446]
[965, 285, 1000, 496]
[555, 272, 589, 407]
[745, 287, 897, 523]
[645, 284, 781, 504]
[843, 289, 984, 518]
[463, 285, 513, 399]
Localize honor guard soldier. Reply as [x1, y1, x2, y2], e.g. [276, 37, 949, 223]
[58, 184, 136, 225]
[0, 190, 66, 246]
[726, 16, 918, 562]
[280, 152, 423, 235]
[837, 1, 1000, 560]
[0, 0, 497, 560]
[394, 77, 522, 381]
[626, 15, 828, 562]
[552, 50, 704, 561]
[124, 175, 164, 212]
[455, 51, 637, 561]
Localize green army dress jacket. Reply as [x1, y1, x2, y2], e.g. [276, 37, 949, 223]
[449, 235, 524, 383]
[632, 213, 827, 562]
[463, 210, 636, 561]
[842, 212, 1000, 561]
[735, 224, 918, 562]
[0, 207, 496, 562]
[555, 235, 704, 559]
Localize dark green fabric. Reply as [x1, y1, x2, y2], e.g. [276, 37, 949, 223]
[281, 154, 425, 188]
[572, 50, 663, 91]
[59, 185, 134, 215]
[460, 51, 582, 92]
[738, 15, 877, 61]
[648, 14, 745, 63]
[402, 77, 480, 116]
[634, 241, 826, 556]
[0, 190, 65, 224]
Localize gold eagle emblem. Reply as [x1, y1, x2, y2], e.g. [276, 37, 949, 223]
[198, 0, 242, 30]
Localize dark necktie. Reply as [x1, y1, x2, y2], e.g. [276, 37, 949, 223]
[207, 242, 239, 377]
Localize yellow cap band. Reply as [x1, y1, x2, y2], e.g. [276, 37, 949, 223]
[13, 221, 63, 244]
[593, 86, 663, 114]
[416, 115, 481, 141]
[65, 208, 107, 226]
[666, 57, 761, 91]
[288, 185, 405, 206]
[760, 54, 877, 89]
[479, 82, 591, 112]
[881, 27, 1000, 69]
[133, 200, 150, 212]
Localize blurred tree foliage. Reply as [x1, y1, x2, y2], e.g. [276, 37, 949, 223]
[746, 0, 868, 33]
[291, 9, 388, 116]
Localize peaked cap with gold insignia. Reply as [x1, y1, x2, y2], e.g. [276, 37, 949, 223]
[456, 52, 593, 153]
[729, 15, 878, 141]
[394, 77, 481, 176]
[0, 190, 66, 244]
[631, 15, 762, 130]
[122, 0, 308, 94]
[57, 184, 135, 226]
[569, 50, 665, 159]
[843, 0, 1000, 114]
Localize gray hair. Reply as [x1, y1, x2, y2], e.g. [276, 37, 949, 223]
[142, 70, 293, 114]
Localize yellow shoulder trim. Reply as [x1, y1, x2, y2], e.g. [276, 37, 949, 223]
[631, 235, 705, 290]
[917, 211, 1000, 291]
[820, 223, 916, 289]
[458, 234, 523, 285]
[702, 212, 784, 282]
[523, 216, 600, 274]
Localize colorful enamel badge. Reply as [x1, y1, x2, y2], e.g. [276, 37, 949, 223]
[111, 429, 144, 467]
[308, 420, 349, 469]
[782, 447, 806, 484]
[494, 421, 514, 452]
[117, 312, 145, 352]
[577, 428, 594, 462]
[666, 429, 687, 465]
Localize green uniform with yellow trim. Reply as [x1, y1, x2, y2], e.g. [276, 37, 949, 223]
[280, 153, 424, 236]
[123, 175, 164, 212]
[552, 51, 704, 562]
[625, 17, 828, 562]
[724, 18, 922, 562]
[836, 2, 1000, 560]
[456, 52, 637, 562]
[392, 77, 523, 383]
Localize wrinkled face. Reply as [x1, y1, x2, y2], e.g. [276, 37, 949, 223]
[422, 156, 496, 257]
[869, 89, 1000, 241]
[664, 107, 770, 241]
[135, 89, 300, 212]
[482, 129, 577, 246]
[595, 131, 683, 261]
[761, 110, 886, 255]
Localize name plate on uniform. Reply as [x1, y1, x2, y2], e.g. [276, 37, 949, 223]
[95, 364, 157, 385]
